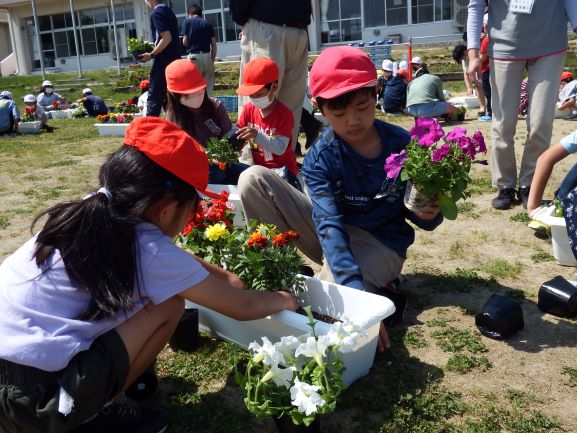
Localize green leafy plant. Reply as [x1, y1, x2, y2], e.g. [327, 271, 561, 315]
[553, 198, 564, 217]
[384, 118, 487, 220]
[21, 107, 36, 122]
[235, 307, 362, 426]
[127, 37, 154, 54]
[206, 136, 240, 170]
[456, 105, 467, 116]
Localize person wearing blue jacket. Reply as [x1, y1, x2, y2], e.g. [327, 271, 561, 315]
[383, 69, 409, 114]
[237, 46, 443, 350]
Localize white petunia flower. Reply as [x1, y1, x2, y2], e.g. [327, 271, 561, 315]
[274, 335, 301, 361]
[289, 378, 326, 416]
[322, 318, 367, 353]
[295, 336, 328, 365]
[248, 337, 284, 366]
[260, 364, 295, 389]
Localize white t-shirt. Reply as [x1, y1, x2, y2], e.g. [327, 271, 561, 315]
[561, 130, 577, 154]
[0, 221, 208, 371]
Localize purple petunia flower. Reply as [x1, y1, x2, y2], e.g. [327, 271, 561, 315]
[432, 143, 452, 162]
[409, 118, 444, 147]
[445, 127, 467, 142]
[457, 136, 477, 160]
[384, 150, 408, 179]
[472, 130, 487, 154]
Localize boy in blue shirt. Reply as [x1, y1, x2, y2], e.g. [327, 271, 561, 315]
[237, 46, 442, 349]
[0, 91, 19, 136]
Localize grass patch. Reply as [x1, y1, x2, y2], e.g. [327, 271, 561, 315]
[403, 328, 428, 349]
[448, 240, 467, 259]
[458, 305, 476, 316]
[446, 354, 492, 374]
[480, 259, 523, 279]
[504, 289, 526, 302]
[457, 201, 479, 218]
[466, 177, 493, 196]
[530, 251, 555, 263]
[412, 267, 498, 294]
[43, 159, 79, 168]
[510, 212, 531, 223]
[0, 215, 10, 230]
[562, 366, 577, 387]
[430, 327, 487, 353]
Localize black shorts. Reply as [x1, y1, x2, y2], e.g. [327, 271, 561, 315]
[0, 329, 129, 433]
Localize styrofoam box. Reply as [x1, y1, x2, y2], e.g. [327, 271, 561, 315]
[447, 96, 480, 109]
[186, 275, 395, 386]
[18, 121, 42, 134]
[50, 110, 71, 119]
[94, 123, 129, 137]
[205, 184, 246, 227]
[542, 207, 577, 266]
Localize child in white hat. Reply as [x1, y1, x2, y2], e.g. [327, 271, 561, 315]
[23, 94, 52, 132]
[37, 80, 64, 113]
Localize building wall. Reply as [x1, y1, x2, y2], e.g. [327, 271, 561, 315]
[0, 12, 12, 61]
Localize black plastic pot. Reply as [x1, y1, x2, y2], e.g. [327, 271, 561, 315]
[169, 307, 199, 352]
[273, 415, 320, 433]
[538, 275, 577, 318]
[475, 294, 524, 339]
[125, 362, 158, 401]
[131, 50, 144, 62]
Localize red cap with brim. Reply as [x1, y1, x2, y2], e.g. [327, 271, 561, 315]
[236, 57, 279, 96]
[166, 59, 207, 94]
[561, 71, 574, 82]
[309, 46, 378, 99]
[124, 117, 220, 199]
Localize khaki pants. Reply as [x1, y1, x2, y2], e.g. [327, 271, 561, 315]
[238, 19, 309, 151]
[188, 52, 215, 96]
[238, 166, 404, 292]
[490, 52, 565, 188]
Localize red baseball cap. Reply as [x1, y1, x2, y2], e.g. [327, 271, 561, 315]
[396, 69, 410, 80]
[124, 117, 219, 199]
[236, 58, 279, 96]
[139, 79, 150, 90]
[166, 59, 207, 94]
[561, 71, 574, 82]
[309, 46, 377, 99]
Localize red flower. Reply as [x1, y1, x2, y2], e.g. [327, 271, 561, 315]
[284, 230, 299, 240]
[218, 162, 227, 170]
[247, 232, 268, 248]
[52, 101, 59, 108]
[26, 107, 35, 114]
[273, 233, 289, 247]
[127, 99, 133, 106]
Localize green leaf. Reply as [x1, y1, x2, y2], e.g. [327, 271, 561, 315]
[439, 194, 458, 220]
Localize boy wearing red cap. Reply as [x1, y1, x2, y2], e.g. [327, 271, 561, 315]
[238, 46, 443, 349]
[235, 57, 301, 191]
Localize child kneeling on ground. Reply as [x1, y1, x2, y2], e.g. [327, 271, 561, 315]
[237, 46, 443, 351]
[0, 117, 297, 433]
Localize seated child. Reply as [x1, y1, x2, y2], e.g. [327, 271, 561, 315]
[234, 58, 301, 191]
[79, 88, 109, 117]
[138, 80, 150, 116]
[37, 80, 64, 113]
[0, 117, 297, 433]
[23, 94, 53, 132]
[383, 68, 409, 114]
[237, 46, 443, 350]
[556, 72, 577, 119]
[376, 59, 394, 110]
[0, 91, 19, 135]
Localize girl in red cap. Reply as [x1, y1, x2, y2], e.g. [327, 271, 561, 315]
[0, 117, 297, 433]
[165, 59, 250, 185]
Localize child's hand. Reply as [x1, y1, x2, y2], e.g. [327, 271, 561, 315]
[277, 290, 298, 311]
[236, 126, 258, 141]
[415, 203, 440, 221]
[377, 322, 391, 351]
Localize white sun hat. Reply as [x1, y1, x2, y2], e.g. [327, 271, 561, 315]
[82, 88, 93, 95]
[0, 90, 13, 100]
[42, 80, 53, 87]
[23, 94, 37, 103]
[411, 56, 423, 65]
[381, 59, 394, 71]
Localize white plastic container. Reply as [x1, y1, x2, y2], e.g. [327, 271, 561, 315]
[187, 275, 395, 385]
[18, 121, 42, 134]
[541, 206, 577, 266]
[448, 96, 480, 109]
[205, 184, 246, 227]
[94, 123, 130, 137]
[50, 110, 71, 119]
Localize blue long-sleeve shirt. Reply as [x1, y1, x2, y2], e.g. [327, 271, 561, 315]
[301, 119, 443, 291]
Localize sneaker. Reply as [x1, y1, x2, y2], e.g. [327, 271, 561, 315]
[70, 398, 168, 433]
[491, 188, 518, 210]
[479, 115, 492, 122]
[518, 186, 530, 209]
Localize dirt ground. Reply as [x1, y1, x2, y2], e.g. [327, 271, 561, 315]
[1, 112, 577, 430]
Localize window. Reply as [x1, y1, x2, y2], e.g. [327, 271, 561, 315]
[26, 4, 136, 69]
[363, 0, 450, 30]
[412, 0, 434, 24]
[363, 0, 386, 28]
[387, 0, 408, 26]
[320, 0, 362, 44]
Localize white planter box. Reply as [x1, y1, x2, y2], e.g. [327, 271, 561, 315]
[541, 207, 577, 266]
[187, 275, 395, 385]
[95, 123, 130, 137]
[448, 96, 480, 109]
[205, 184, 246, 227]
[18, 121, 42, 134]
[49, 110, 71, 119]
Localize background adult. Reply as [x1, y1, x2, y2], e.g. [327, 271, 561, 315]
[406, 72, 456, 119]
[230, 0, 311, 152]
[141, 0, 181, 117]
[467, 0, 577, 210]
[0, 91, 19, 135]
[181, 4, 217, 96]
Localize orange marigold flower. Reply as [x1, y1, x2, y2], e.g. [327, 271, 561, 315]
[247, 232, 268, 248]
[218, 162, 227, 170]
[273, 233, 289, 247]
[284, 230, 299, 240]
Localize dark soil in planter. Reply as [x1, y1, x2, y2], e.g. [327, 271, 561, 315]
[296, 307, 340, 324]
